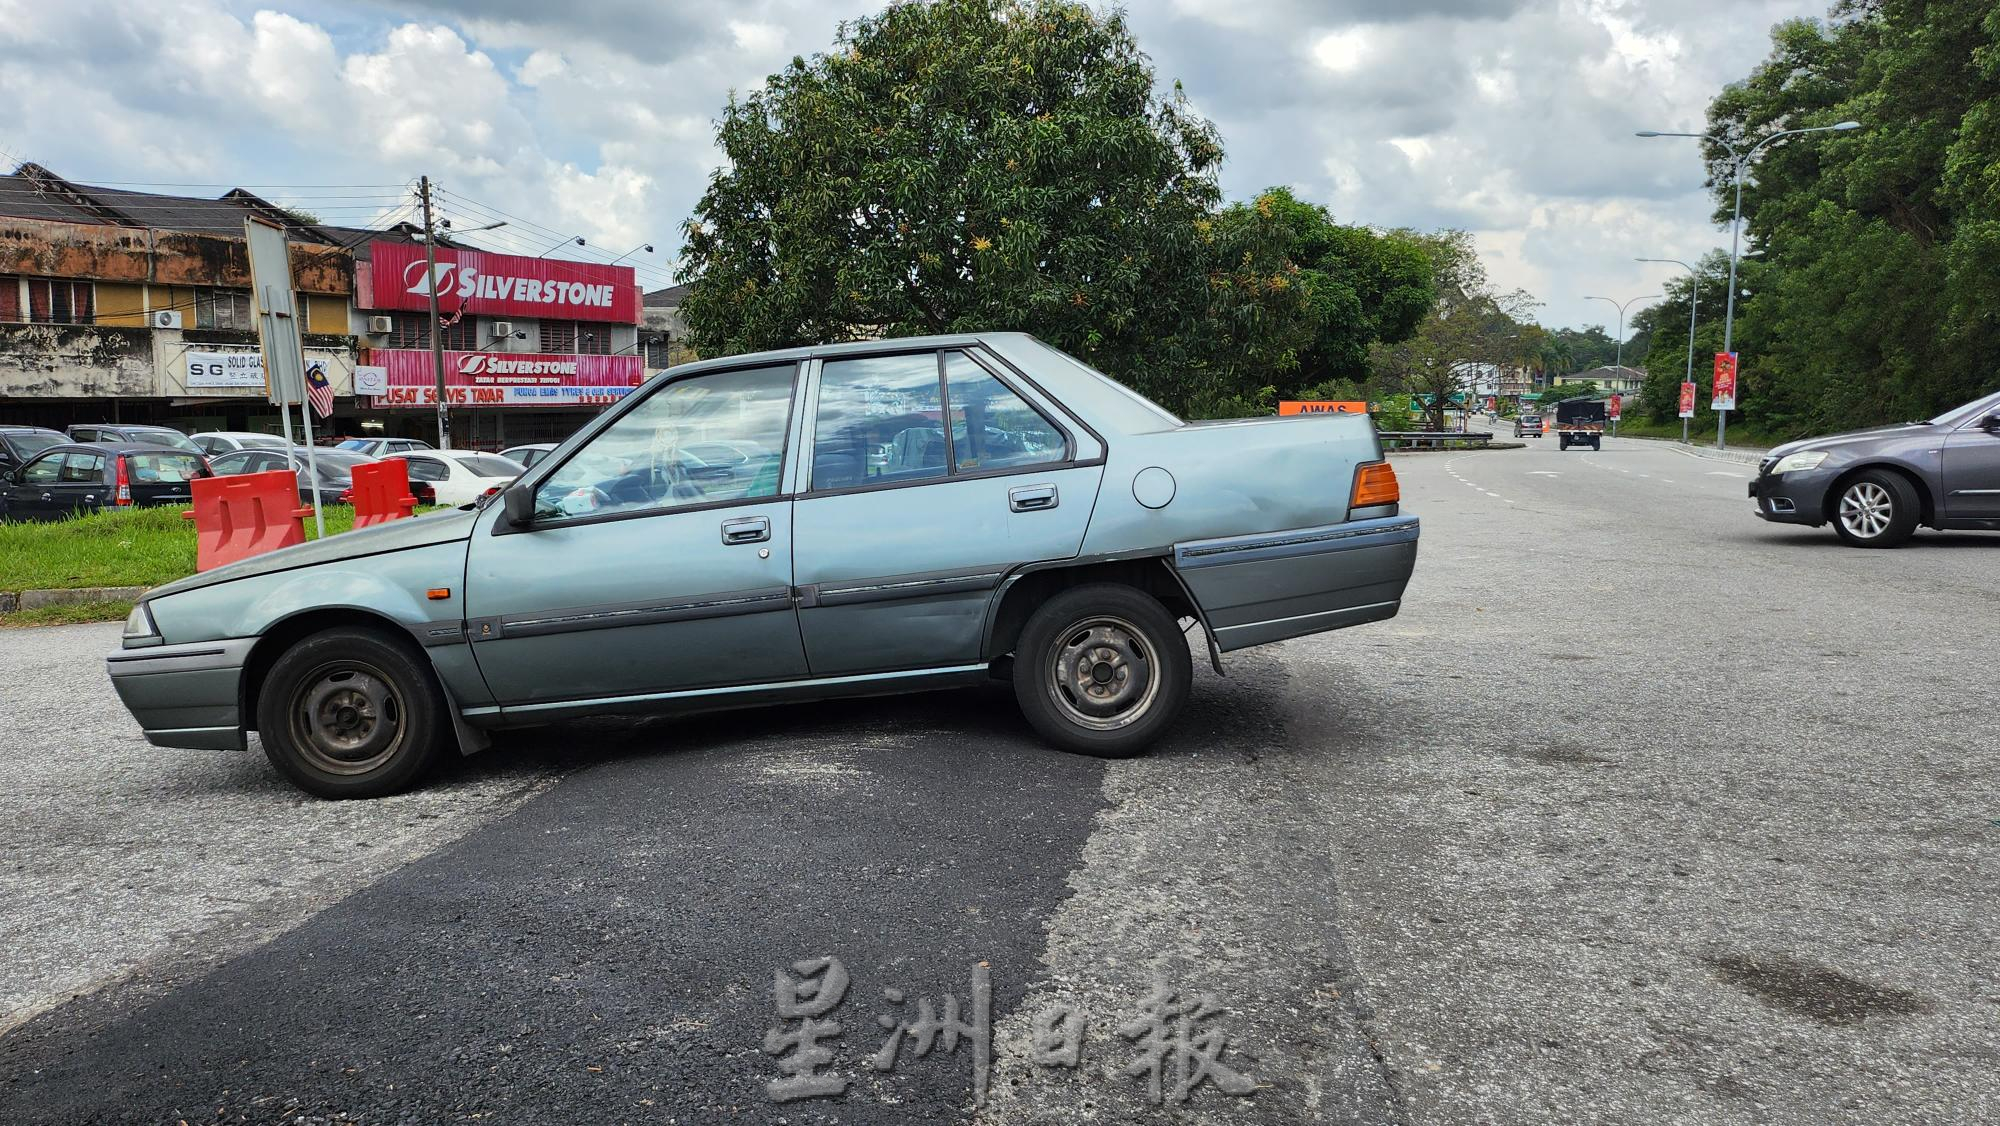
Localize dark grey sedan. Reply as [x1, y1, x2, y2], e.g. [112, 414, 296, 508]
[1749, 389, 2000, 546]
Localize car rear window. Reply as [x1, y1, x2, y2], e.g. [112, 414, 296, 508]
[457, 454, 525, 477]
[128, 429, 203, 453]
[126, 452, 206, 483]
[9, 432, 64, 459]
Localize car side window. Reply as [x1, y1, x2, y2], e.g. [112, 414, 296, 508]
[533, 364, 795, 521]
[942, 352, 1065, 472]
[59, 452, 107, 483]
[401, 456, 449, 483]
[21, 453, 64, 485]
[812, 353, 948, 490]
[210, 451, 251, 474]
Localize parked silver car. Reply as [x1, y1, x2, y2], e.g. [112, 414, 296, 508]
[1749, 389, 2000, 546]
[108, 334, 1421, 797]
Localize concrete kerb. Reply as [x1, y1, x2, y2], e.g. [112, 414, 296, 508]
[0, 586, 148, 614]
[1621, 433, 1766, 467]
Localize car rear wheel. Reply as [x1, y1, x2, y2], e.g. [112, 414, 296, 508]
[255, 627, 446, 798]
[1831, 470, 1919, 548]
[1012, 583, 1192, 758]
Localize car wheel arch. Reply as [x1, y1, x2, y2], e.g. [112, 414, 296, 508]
[981, 556, 1205, 668]
[240, 607, 480, 753]
[1823, 462, 1934, 528]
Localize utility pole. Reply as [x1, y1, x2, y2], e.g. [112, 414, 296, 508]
[418, 175, 449, 449]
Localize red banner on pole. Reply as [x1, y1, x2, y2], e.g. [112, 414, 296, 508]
[1608, 393, 1622, 421]
[1712, 352, 1739, 411]
[1678, 381, 1696, 418]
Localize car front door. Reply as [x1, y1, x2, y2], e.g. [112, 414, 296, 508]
[464, 362, 807, 708]
[790, 348, 1102, 677]
[6, 451, 69, 520]
[1940, 407, 2000, 524]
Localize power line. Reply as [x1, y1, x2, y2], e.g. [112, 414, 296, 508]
[433, 188, 678, 284]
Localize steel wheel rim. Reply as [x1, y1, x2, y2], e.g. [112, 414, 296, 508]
[287, 659, 405, 775]
[1839, 481, 1892, 539]
[1046, 615, 1160, 731]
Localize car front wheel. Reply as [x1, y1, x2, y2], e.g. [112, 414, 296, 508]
[255, 627, 446, 798]
[1012, 583, 1192, 758]
[1831, 470, 1919, 548]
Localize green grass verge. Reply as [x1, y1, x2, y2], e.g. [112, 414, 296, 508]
[0, 600, 135, 628]
[1611, 417, 1788, 449]
[0, 505, 364, 591]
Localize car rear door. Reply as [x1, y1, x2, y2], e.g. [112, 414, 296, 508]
[48, 450, 109, 516]
[463, 362, 808, 710]
[790, 349, 1100, 677]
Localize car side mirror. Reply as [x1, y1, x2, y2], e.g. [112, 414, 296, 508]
[1983, 411, 2000, 433]
[502, 484, 535, 528]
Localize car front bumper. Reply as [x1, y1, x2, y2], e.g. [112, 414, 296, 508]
[1749, 468, 1834, 525]
[105, 637, 255, 750]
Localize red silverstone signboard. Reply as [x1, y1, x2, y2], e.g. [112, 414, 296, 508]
[1678, 381, 1697, 418]
[367, 348, 644, 408]
[1712, 351, 1739, 411]
[368, 242, 639, 324]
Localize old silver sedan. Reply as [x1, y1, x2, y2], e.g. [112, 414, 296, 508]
[109, 333, 1421, 797]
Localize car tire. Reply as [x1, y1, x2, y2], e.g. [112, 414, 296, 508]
[1012, 583, 1192, 759]
[1831, 469, 1919, 548]
[255, 627, 447, 798]
[1559, 435, 1570, 450]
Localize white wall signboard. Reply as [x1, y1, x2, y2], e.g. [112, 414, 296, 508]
[185, 351, 266, 388]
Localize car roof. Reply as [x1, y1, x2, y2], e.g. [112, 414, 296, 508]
[501, 443, 557, 451]
[29, 442, 199, 456]
[193, 430, 286, 439]
[1, 425, 65, 434]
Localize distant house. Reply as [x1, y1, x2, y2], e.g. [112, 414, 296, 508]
[1553, 365, 1644, 393]
[641, 283, 692, 371]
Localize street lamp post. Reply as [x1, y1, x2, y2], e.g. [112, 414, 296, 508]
[1637, 120, 1861, 449]
[1636, 257, 1702, 445]
[1581, 293, 1658, 437]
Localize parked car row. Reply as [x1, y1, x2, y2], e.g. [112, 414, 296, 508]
[0, 422, 531, 520]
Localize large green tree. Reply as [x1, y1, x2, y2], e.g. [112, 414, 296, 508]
[677, 0, 1434, 417]
[1698, 0, 2000, 437]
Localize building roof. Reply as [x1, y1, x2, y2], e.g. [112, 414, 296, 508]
[0, 163, 433, 256]
[644, 283, 691, 307]
[1566, 365, 1644, 382]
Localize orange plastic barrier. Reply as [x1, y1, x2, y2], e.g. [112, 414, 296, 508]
[182, 470, 313, 572]
[348, 457, 421, 528]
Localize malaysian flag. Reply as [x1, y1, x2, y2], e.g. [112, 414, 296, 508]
[305, 360, 334, 418]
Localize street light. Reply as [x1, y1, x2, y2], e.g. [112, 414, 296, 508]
[1637, 257, 1702, 445]
[1638, 120, 1861, 448]
[1581, 294, 1657, 438]
[538, 234, 587, 258]
[607, 243, 655, 265]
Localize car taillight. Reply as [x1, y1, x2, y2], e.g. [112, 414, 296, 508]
[1350, 461, 1399, 508]
[337, 487, 355, 504]
[480, 485, 502, 499]
[114, 456, 132, 505]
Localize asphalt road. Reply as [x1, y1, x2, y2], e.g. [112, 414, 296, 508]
[1, 433, 1994, 1124]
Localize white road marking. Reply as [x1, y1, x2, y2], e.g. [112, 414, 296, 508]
[1528, 471, 1561, 477]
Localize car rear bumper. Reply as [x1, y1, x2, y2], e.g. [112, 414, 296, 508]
[1749, 471, 1830, 525]
[1172, 514, 1419, 652]
[105, 637, 255, 750]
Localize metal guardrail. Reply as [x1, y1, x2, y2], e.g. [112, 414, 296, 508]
[1378, 430, 1494, 450]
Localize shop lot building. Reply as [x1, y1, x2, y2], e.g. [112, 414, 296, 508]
[0, 164, 653, 448]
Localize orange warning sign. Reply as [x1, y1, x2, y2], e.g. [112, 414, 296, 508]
[1277, 401, 1370, 416]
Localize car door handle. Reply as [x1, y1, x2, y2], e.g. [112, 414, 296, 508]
[1009, 484, 1059, 512]
[721, 515, 771, 545]
[39, 493, 52, 501]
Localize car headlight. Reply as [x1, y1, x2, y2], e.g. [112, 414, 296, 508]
[123, 602, 160, 641]
[1772, 451, 1829, 474]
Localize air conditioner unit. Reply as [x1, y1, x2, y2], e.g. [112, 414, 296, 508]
[491, 321, 513, 337]
[151, 310, 183, 330]
[368, 315, 395, 334]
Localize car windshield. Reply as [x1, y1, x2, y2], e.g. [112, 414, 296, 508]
[455, 454, 526, 477]
[235, 435, 289, 449]
[9, 432, 64, 458]
[308, 449, 373, 469]
[336, 439, 376, 451]
[1928, 391, 2000, 427]
[129, 429, 203, 453]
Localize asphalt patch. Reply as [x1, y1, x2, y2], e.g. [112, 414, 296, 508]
[1706, 954, 1928, 1027]
[0, 687, 1109, 1124]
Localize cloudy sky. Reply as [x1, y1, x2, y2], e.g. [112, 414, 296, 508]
[0, 0, 1826, 331]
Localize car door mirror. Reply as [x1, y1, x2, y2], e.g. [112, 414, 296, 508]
[502, 484, 535, 528]
[1982, 411, 2000, 433]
